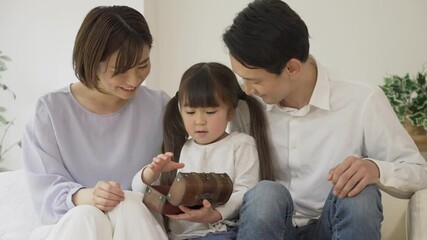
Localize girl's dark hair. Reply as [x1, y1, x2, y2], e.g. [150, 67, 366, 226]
[223, 0, 309, 74]
[161, 62, 274, 185]
[73, 5, 152, 91]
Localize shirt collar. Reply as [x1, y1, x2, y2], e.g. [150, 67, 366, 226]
[309, 60, 330, 111]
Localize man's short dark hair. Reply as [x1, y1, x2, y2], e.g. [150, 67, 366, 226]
[223, 0, 310, 74]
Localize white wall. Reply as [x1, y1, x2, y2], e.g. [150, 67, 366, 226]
[0, 0, 144, 170]
[1, 0, 427, 171]
[291, 0, 427, 84]
[144, 0, 427, 97]
[143, 0, 253, 95]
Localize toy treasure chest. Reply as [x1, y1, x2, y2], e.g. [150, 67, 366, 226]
[143, 172, 233, 215]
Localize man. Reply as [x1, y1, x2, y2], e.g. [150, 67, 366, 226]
[223, 0, 427, 239]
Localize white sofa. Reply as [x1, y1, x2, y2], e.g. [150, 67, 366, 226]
[407, 188, 427, 240]
[381, 151, 427, 240]
[0, 169, 425, 240]
[382, 188, 427, 240]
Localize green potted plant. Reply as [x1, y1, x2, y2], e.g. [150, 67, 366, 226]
[0, 51, 21, 169]
[380, 71, 427, 151]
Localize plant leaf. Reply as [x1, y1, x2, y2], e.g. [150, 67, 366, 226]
[408, 111, 426, 126]
[423, 119, 427, 131]
[0, 55, 11, 61]
[0, 115, 8, 124]
[0, 61, 6, 71]
[416, 72, 426, 86]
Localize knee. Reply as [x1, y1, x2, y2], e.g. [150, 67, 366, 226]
[66, 205, 107, 222]
[51, 206, 112, 238]
[336, 185, 383, 221]
[115, 191, 145, 212]
[242, 181, 293, 219]
[245, 180, 291, 202]
[67, 205, 104, 217]
[120, 191, 142, 206]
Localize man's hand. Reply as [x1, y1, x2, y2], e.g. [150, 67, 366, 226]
[166, 199, 222, 224]
[327, 156, 380, 198]
[72, 180, 125, 212]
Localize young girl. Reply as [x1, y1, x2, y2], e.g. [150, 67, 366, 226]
[23, 6, 169, 240]
[138, 62, 275, 239]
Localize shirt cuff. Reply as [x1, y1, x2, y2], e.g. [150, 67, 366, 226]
[368, 158, 414, 199]
[367, 158, 388, 184]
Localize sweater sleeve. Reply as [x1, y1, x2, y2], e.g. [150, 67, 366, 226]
[23, 100, 83, 224]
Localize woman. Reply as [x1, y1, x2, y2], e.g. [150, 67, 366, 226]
[23, 5, 169, 240]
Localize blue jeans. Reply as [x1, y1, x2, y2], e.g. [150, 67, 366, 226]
[188, 226, 238, 240]
[237, 181, 383, 240]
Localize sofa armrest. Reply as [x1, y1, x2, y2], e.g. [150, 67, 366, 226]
[407, 188, 427, 240]
[377, 182, 414, 199]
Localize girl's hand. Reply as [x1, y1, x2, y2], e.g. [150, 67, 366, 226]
[72, 180, 125, 212]
[148, 152, 184, 173]
[166, 199, 222, 224]
[142, 152, 185, 184]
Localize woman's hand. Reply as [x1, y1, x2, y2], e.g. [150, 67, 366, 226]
[142, 152, 185, 185]
[166, 199, 222, 224]
[72, 180, 125, 212]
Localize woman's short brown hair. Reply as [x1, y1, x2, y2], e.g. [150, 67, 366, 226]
[73, 6, 152, 91]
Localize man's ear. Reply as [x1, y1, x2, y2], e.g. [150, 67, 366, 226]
[284, 58, 301, 76]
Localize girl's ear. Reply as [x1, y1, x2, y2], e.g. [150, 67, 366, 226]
[227, 108, 236, 121]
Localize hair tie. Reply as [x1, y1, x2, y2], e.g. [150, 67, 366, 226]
[239, 91, 247, 101]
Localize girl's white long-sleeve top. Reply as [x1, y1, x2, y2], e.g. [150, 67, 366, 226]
[168, 132, 260, 240]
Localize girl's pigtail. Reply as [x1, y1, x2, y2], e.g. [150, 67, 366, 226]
[244, 95, 275, 181]
[161, 93, 188, 185]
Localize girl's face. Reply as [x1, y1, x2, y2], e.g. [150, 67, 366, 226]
[181, 98, 235, 145]
[97, 45, 151, 101]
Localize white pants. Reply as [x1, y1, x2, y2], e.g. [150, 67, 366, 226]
[30, 191, 168, 240]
